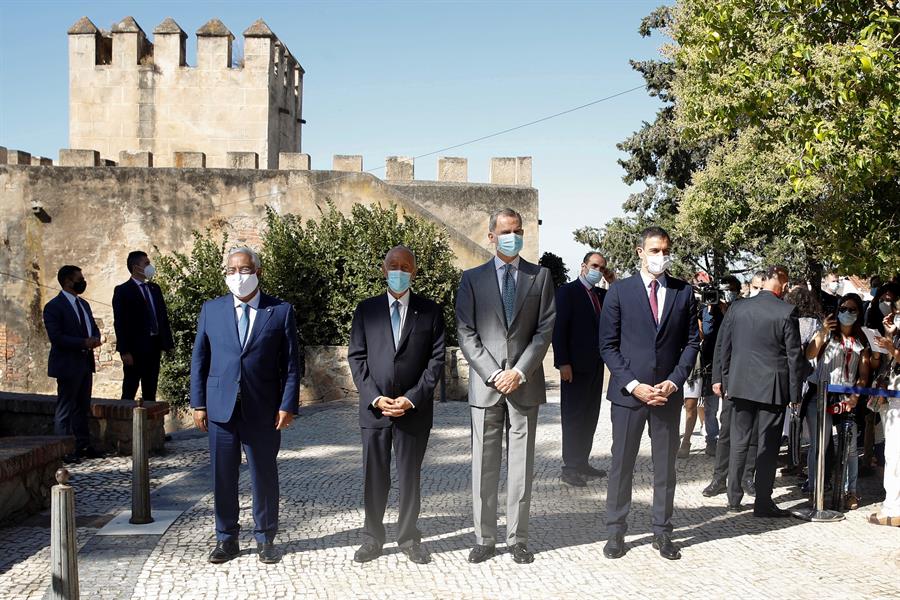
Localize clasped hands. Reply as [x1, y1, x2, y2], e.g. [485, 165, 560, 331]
[492, 369, 522, 395]
[632, 380, 677, 406]
[376, 396, 414, 418]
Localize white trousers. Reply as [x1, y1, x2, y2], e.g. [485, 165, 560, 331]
[879, 399, 900, 517]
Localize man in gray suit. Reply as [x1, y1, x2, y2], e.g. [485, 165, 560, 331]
[456, 207, 556, 565]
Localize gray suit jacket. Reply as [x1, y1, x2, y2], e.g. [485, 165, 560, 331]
[455, 257, 556, 408]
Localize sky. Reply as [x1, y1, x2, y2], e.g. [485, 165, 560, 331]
[0, 0, 668, 277]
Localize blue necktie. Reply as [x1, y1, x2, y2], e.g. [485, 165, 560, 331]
[391, 300, 401, 349]
[239, 303, 250, 347]
[140, 284, 159, 335]
[502, 263, 516, 326]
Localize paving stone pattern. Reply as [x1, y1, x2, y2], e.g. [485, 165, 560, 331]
[1, 398, 898, 599]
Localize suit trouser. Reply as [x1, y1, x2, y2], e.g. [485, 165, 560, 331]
[560, 368, 603, 474]
[361, 425, 430, 547]
[712, 396, 757, 482]
[727, 398, 785, 507]
[209, 408, 281, 544]
[121, 340, 162, 403]
[606, 400, 681, 536]
[471, 399, 539, 546]
[55, 369, 92, 450]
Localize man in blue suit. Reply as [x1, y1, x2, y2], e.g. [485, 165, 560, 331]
[190, 247, 299, 564]
[552, 251, 611, 487]
[599, 227, 700, 561]
[43, 265, 103, 463]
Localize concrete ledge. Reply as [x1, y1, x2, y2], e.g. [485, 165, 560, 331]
[59, 149, 101, 167]
[0, 392, 169, 455]
[7, 150, 32, 165]
[173, 151, 206, 168]
[0, 435, 75, 524]
[332, 154, 363, 172]
[226, 151, 259, 169]
[279, 152, 310, 170]
[119, 151, 153, 167]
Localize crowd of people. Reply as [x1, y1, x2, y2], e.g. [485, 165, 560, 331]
[41, 210, 899, 568]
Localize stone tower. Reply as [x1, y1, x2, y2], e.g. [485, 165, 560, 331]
[67, 16, 304, 169]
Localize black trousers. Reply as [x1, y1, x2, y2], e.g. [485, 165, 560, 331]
[712, 396, 757, 482]
[55, 369, 92, 450]
[121, 340, 162, 402]
[728, 398, 785, 507]
[560, 368, 603, 474]
[362, 426, 430, 547]
[606, 400, 681, 536]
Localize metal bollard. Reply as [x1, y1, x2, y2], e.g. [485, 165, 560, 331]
[129, 397, 154, 524]
[793, 376, 844, 522]
[50, 468, 79, 600]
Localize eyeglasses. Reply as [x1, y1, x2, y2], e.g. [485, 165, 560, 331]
[224, 267, 256, 275]
[837, 307, 858, 314]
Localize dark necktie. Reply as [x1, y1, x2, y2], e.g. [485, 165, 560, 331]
[649, 279, 660, 324]
[140, 284, 159, 335]
[586, 286, 601, 315]
[502, 264, 516, 326]
[75, 299, 89, 337]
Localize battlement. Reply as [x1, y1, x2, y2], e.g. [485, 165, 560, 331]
[67, 16, 304, 169]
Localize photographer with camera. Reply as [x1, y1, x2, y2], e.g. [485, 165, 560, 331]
[804, 292, 872, 510]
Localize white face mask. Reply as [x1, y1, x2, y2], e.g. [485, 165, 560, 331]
[879, 301, 893, 316]
[826, 281, 839, 294]
[142, 264, 156, 279]
[749, 288, 761, 298]
[226, 273, 259, 298]
[645, 254, 672, 276]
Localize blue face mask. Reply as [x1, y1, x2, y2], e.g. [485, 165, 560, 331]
[496, 233, 524, 258]
[387, 270, 411, 294]
[838, 311, 857, 327]
[585, 268, 602, 286]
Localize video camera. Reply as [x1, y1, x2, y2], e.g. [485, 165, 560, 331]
[694, 282, 723, 306]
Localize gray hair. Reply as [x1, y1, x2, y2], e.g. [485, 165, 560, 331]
[489, 208, 524, 232]
[226, 246, 261, 269]
[384, 245, 416, 267]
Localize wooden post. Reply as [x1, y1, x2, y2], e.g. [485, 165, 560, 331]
[50, 468, 79, 600]
[129, 398, 153, 524]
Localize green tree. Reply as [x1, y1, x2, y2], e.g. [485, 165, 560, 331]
[671, 0, 900, 278]
[538, 251, 569, 287]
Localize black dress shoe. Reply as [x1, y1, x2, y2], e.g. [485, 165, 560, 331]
[353, 542, 383, 563]
[726, 502, 744, 513]
[467, 544, 496, 564]
[80, 446, 105, 459]
[208, 540, 240, 564]
[702, 478, 727, 497]
[400, 542, 431, 564]
[603, 534, 626, 559]
[742, 478, 757, 497]
[510, 542, 534, 564]
[561, 471, 587, 487]
[753, 503, 792, 518]
[580, 466, 607, 479]
[62, 453, 81, 465]
[652, 533, 682, 560]
[257, 542, 280, 564]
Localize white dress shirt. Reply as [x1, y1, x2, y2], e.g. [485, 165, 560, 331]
[373, 289, 416, 408]
[233, 291, 261, 346]
[61, 290, 90, 333]
[490, 255, 526, 385]
[625, 271, 670, 394]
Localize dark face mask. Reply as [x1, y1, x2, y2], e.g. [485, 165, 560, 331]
[72, 280, 87, 294]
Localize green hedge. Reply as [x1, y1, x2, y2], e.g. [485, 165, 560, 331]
[154, 203, 460, 409]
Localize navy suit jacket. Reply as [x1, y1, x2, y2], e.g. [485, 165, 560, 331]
[112, 279, 174, 354]
[190, 293, 300, 425]
[43, 292, 100, 379]
[348, 292, 446, 433]
[552, 279, 606, 374]
[598, 273, 700, 408]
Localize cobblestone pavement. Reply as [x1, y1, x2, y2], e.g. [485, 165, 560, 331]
[2, 397, 899, 600]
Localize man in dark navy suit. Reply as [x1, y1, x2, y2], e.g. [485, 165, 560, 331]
[599, 226, 700, 561]
[552, 251, 611, 487]
[348, 246, 445, 564]
[190, 247, 299, 564]
[112, 250, 173, 403]
[43, 265, 103, 463]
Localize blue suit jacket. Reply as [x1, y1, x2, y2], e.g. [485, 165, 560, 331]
[43, 292, 99, 379]
[552, 278, 606, 374]
[190, 293, 300, 424]
[598, 273, 700, 408]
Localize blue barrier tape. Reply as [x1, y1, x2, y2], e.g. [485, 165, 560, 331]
[826, 384, 900, 398]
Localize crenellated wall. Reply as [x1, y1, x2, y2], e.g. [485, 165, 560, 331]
[68, 16, 303, 169]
